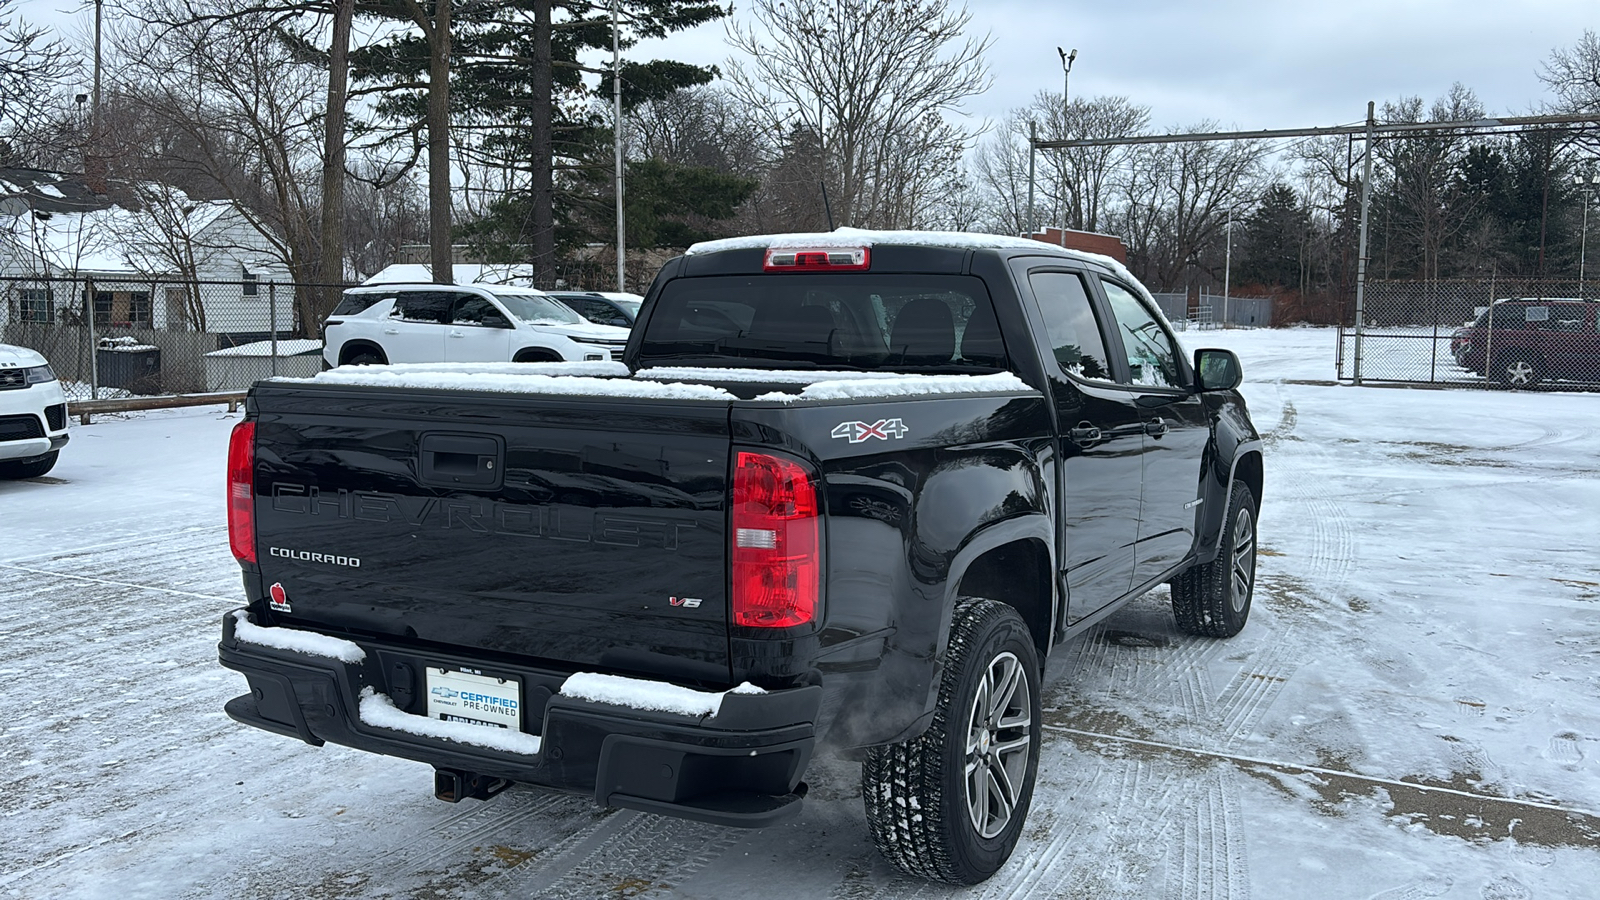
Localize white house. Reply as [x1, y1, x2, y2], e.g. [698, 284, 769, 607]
[0, 167, 292, 337]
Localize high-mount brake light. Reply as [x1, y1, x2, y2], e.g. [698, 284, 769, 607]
[763, 246, 870, 273]
[228, 421, 257, 564]
[731, 451, 820, 628]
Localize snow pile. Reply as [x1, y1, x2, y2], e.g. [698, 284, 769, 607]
[322, 360, 628, 378]
[754, 372, 1031, 402]
[358, 688, 544, 756]
[560, 672, 766, 718]
[230, 610, 365, 664]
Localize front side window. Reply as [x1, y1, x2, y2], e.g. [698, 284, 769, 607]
[1100, 279, 1182, 389]
[1029, 271, 1112, 381]
[452, 296, 510, 327]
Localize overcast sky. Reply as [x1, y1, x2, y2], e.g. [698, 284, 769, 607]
[17, 0, 1595, 132]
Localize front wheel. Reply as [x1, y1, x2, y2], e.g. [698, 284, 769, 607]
[1171, 479, 1258, 638]
[862, 599, 1042, 884]
[0, 450, 59, 480]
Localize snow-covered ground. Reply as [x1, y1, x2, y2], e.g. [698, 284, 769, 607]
[2, 327, 1597, 899]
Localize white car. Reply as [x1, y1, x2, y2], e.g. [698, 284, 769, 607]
[322, 283, 631, 368]
[0, 343, 70, 479]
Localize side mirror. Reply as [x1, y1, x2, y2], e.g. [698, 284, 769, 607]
[609, 317, 630, 328]
[483, 313, 512, 329]
[1194, 348, 1243, 391]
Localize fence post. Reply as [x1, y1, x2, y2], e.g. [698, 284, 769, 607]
[85, 276, 99, 400]
[1353, 101, 1375, 386]
[269, 281, 279, 377]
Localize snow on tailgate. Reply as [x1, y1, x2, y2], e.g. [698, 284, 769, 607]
[560, 672, 766, 718]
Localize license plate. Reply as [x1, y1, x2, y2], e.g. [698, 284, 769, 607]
[425, 667, 522, 730]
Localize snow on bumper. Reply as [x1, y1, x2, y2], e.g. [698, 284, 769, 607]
[217, 609, 821, 828]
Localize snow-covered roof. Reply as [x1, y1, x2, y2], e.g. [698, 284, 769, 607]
[685, 227, 1160, 316]
[363, 263, 543, 287]
[1, 174, 247, 277]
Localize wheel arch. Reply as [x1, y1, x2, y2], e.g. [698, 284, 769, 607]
[953, 533, 1055, 666]
[513, 346, 563, 362]
[337, 340, 387, 365]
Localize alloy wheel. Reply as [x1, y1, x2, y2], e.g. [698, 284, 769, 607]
[964, 651, 1032, 839]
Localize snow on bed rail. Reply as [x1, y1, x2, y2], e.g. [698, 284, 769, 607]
[753, 372, 1031, 402]
[358, 687, 544, 755]
[637, 366, 928, 384]
[230, 610, 365, 664]
[287, 364, 735, 401]
[559, 672, 765, 718]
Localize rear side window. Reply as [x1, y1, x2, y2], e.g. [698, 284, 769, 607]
[331, 292, 390, 316]
[637, 274, 1009, 372]
[1029, 271, 1112, 381]
[393, 291, 459, 324]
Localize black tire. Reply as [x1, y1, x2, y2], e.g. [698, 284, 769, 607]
[1171, 479, 1257, 638]
[0, 451, 59, 480]
[862, 599, 1042, 884]
[1493, 353, 1542, 388]
[345, 349, 387, 366]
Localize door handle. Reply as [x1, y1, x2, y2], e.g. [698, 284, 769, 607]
[1144, 417, 1169, 437]
[1068, 422, 1102, 444]
[383, 328, 400, 335]
[449, 330, 465, 338]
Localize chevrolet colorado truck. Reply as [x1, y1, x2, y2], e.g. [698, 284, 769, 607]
[218, 230, 1263, 884]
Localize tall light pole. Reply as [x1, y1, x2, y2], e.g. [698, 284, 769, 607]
[1579, 172, 1599, 299]
[612, 0, 625, 292]
[1057, 47, 1076, 230]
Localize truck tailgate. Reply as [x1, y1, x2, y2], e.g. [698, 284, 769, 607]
[251, 385, 733, 684]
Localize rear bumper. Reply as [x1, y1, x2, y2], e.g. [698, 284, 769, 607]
[217, 609, 820, 828]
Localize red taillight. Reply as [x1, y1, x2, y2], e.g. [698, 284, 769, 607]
[731, 451, 820, 628]
[763, 246, 870, 272]
[228, 420, 257, 564]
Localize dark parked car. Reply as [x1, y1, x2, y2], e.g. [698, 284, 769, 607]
[1453, 298, 1600, 387]
[548, 291, 643, 327]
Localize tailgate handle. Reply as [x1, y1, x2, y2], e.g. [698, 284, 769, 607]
[419, 433, 504, 489]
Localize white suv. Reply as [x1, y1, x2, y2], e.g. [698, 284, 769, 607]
[321, 283, 631, 368]
[0, 343, 70, 479]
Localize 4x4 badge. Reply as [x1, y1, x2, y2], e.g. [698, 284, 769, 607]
[831, 418, 909, 444]
[269, 582, 292, 613]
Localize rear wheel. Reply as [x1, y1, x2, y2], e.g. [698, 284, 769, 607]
[344, 349, 387, 366]
[862, 599, 1041, 884]
[0, 451, 59, 480]
[1494, 353, 1542, 388]
[1171, 479, 1257, 638]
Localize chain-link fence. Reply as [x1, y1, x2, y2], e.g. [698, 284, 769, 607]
[1, 276, 347, 401]
[1337, 278, 1600, 389]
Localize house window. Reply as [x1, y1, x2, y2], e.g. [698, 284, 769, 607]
[19, 289, 55, 324]
[243, 269, 259, 297]
[90, 290, 154, 327]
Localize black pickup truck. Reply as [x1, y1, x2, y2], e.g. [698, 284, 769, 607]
[219, 231, 1263, 884]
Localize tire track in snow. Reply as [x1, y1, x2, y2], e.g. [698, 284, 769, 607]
[496, 810, 745, 899]
[1161, 766, 1249, 900]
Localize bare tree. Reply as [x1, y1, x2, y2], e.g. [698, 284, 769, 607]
[1540, 30, 1600, 155]
[724, 0, 990, 230]
[110, 0, 329, 329]
[0, 0, 78, 163]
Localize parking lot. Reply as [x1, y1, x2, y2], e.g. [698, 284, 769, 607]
[2, 327, 1597, 899]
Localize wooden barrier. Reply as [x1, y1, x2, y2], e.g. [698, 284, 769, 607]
[70, 391, 247, 425]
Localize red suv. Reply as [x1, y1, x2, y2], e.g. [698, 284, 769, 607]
[1452, 298, 1600, 387]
